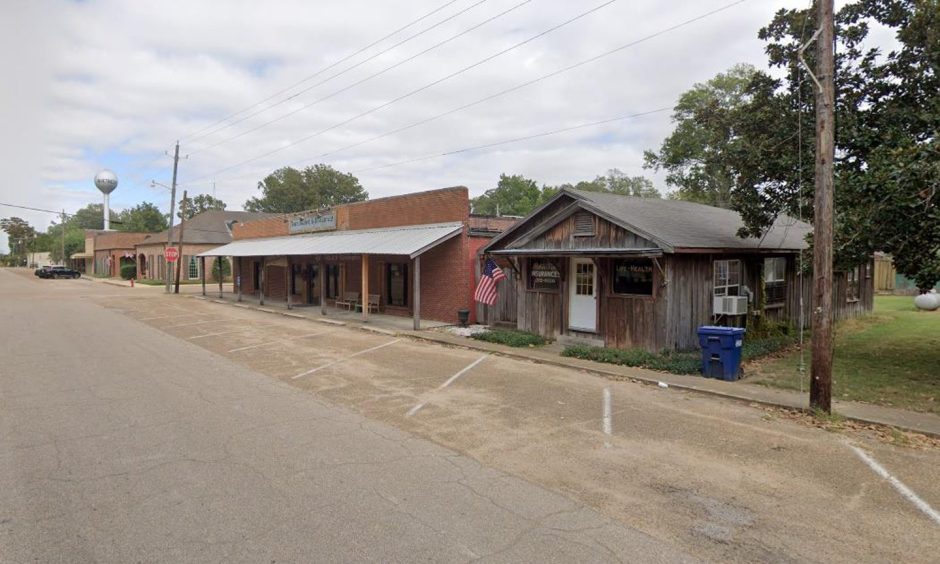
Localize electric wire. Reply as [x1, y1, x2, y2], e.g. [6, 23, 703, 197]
[178, 0, 464, 144]
[187, 0, 527, 156]
[185, 0, 621, 182]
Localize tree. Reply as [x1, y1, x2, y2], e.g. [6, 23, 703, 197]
[643, 63, 758, 207]
[116, 202, 168, 233]
[581, 169, 661, 198]
[65, 203, 117, 230]
[180, 194, 227, 219]
[471, 174, 543, 216]
[244, 164, 367, 213]
[0, 217, 36, 264]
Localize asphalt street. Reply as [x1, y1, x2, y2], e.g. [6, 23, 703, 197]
[0, 269, 688, 563]
[2, 269, 939, 563]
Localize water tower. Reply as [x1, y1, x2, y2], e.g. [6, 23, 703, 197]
[94, 170, 118, 230]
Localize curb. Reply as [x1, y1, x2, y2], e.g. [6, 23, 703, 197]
[179, 294, 940, 438]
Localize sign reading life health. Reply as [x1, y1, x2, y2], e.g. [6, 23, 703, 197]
[289, 212, 336, 234]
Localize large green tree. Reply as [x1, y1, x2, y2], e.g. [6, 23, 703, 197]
[643, 63, 758, 207]
[0, 217, 36, 264]
[116, 202, 168, 232]
[180, 194, 226, 219]
[65, 203, 118, 230]
[471, 174, 543, 216]
[244, 164, 367, 213]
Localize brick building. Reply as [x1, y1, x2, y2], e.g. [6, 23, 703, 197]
[135, 210, 272, 282]
[200, 187, 515, 327]
[76, 230, 152, 277]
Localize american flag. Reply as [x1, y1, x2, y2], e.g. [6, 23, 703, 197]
[474, 258, 507, 306]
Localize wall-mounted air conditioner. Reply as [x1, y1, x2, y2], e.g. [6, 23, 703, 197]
[714, 296, 748, 316]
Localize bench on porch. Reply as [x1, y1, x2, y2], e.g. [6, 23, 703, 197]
[335, 292, 359, 311]
[366, 294, 380, 314]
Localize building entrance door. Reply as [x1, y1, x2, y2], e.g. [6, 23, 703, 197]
[306, 264, 318, 305]
[568, 258, 597, 332]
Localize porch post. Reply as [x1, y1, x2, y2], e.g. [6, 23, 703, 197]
[200, 256, 206, 296]
[319, 259, 327, 315]
[413, 255, 421, 330]
[286, 256, 293, 310]
[259, 257, 265, 306]
[237, 257, 243, 302]
[361, 254, 369, 322]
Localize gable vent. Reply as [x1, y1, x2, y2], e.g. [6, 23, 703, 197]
[573, 212, 595, 236]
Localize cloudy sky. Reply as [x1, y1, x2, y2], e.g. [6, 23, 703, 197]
[3, 0, 827, 251]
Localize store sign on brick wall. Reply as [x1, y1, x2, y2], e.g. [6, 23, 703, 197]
[289, 212, 336, 234]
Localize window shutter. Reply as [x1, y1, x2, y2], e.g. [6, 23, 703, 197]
[573, 212, 594, 236]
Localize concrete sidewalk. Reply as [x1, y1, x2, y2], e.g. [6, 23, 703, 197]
[177, 292, 940, 438]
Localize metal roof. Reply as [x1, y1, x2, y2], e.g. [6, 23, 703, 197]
[198, 222, 464, 259]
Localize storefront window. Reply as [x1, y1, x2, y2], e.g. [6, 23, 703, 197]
[326, 264, 341, 299]
[386, 263, 408, 307]
[611, 259, 654, 295]
[527, 260, 560, 291]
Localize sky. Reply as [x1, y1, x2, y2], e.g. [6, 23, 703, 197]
[1, 0, 877, 252]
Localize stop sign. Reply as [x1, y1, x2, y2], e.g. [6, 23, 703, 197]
[165, 247, 180, 263]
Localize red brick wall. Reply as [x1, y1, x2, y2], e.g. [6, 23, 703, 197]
[419, 232, 470, 324]
[266, 265, 287, 301]
[233, 217, 289, 240]
[345, 187, 469, 230]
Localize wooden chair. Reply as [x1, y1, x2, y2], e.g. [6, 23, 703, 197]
[367, 294, 381, 314]
[335, 291, 359, 311]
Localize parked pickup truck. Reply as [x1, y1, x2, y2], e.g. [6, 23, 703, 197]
[37, 266, 82, 279]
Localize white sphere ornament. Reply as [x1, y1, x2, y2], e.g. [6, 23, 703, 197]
[94, 169, 118, 194]
[913, 292, 940, 311]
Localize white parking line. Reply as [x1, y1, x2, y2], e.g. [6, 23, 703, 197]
[292, 339, 401, 379]
[164, 319, 222, 329]
[189, 328, 254, 340]
[406, 354, 489, 417]
[847, 443, 940, 526]
[228, 331, 328, 353]
[138, 313, 200, 321]
[603, 387, 612, 448]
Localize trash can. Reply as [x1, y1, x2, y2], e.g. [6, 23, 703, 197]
[697, 326, 745, 381]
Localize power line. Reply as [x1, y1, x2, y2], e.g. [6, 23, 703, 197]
[179, 0, 464, 144]
[187, 0, 527, 156]
[186, 0, 620, 182]
[351, 107, 672, 173]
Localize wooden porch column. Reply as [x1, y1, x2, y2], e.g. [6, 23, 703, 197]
[319, 260, 327, 316]
[237, 257, 243, 302]
[286, 257, 293, 310]
[413, 255, 421, 330]
[361, 254, 369, 322]
[200, 256, 206, 296]
[259, 257, 265, 306]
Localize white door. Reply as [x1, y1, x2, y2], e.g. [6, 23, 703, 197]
[569, 258, 597, 332]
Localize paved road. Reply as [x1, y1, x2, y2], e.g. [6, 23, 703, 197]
[0, 269, 688, 563]
[3, 269, 939, 562]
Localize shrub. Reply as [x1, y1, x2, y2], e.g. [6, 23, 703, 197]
[562, 345, 700, 374]
[119, 263, 137, 280]
[211, 257, 231, 282]
[471, 328, 547, 347]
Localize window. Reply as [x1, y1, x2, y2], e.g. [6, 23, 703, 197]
[386, 263, 408, 307]
[575, 262, 594, 295]
[527, 260, 560, 291]
[764, 257, 787, 305]
[573, 212, 595, 236]
[188, 256, 199, 279]
[846, 266, 860, 302]
[326, 264, 341, 299]
[291, 263, 302, 295]
[612, 259, 654, 296]
[714, 259, 742, 296]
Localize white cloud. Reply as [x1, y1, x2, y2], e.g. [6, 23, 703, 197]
[1, 0, 877, 253]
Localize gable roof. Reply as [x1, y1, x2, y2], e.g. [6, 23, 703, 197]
[138, 211, 274, 247]
[486, 189, 810, 254]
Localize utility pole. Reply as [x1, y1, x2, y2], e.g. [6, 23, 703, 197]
[810, 0, 835, 413]
[165, 141, 180, 293]
[60, 210, 66, 267]
[174, 190, 188, 294]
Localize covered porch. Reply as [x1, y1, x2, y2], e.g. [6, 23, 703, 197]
[198, 222, 465, 330]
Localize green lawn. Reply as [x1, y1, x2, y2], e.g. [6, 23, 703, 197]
[750, 296, 940, 414]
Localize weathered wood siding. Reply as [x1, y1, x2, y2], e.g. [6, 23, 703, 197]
[515, 258, 563, 338]
[475, 264, 518, 326]
[664, 255, 715, 350]
[597, 258, 668, 350]
[518, 214, 656, 250]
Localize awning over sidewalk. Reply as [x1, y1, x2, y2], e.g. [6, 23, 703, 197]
[198, 222, 463, 259]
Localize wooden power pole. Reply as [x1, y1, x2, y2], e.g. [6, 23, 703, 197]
[810, 0, 835, 412]
[174, 190, 188, 294]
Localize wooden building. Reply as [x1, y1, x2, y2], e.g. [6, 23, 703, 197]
[482, 189, 874, 351]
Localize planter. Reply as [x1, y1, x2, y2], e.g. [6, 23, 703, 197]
[457, 308, 471, 328]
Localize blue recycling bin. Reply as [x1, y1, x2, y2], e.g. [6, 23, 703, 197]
[697, 326, 746, 381]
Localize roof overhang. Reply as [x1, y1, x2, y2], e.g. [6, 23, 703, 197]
[489, 248, 664, 258]
[198, 222, 463, 260]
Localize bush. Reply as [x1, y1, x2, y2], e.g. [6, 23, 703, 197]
[471, 328, 547, 347]
[562, 345, 701, 374]
[211, 257, 231, 282]
[119, 263, 137, 280]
